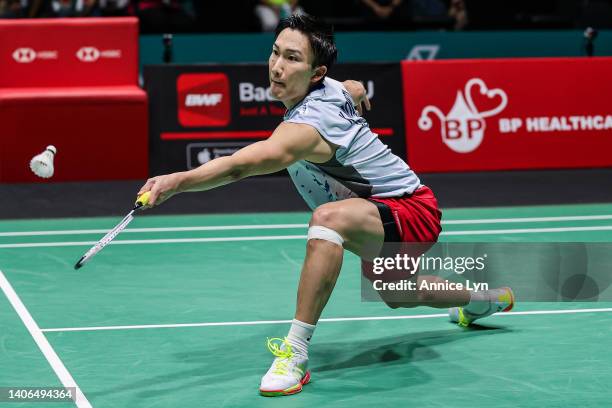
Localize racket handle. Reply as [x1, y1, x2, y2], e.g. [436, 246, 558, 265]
[135, 191, 151, 207]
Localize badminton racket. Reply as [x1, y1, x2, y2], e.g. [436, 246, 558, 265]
[74, 192, 150, 269]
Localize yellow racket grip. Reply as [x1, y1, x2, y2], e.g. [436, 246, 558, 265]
[135, 191, 151, 207]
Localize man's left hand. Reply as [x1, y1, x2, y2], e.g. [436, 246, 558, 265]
[342, 80, 371, 116]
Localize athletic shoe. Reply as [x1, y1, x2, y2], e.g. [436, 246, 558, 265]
[449, 287, 515, 327]
[259, 337, 311, 397]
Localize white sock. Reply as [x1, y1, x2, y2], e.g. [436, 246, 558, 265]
[463, 290, 491, 315]
[286, 319, 315, 358]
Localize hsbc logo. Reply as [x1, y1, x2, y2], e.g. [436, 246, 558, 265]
[12, 48, 58, 63]
[13, 48, 36, 63]
[177, 73, 230, 127]
[418, 78, 508, 153]
[76, 47, 100, 62]
[76, 46, 121, 62]
[185, 93, 223, 107]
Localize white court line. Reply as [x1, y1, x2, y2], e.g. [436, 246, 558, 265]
[1, 225, 612, 249]
[2, 214, 612, 237]
[0, 235, 307, 249]
[442, 214, 612, 224]
[40, 307, 612, 333]
[0, 224, 308, 237]
[442, 225, 612, 235]
[0, 270, 92, 408]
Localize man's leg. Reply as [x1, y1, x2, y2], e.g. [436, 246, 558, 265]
[294, 198, 386, 324]
[413, 275, 471, 308]
[260, 198, 471, 396]
[294, 239, 343, 325]
[260, 197, 514, 395]
[292, 198, 512, 330]
[383, 274, 514, 327]
[260, 198, 385, 396]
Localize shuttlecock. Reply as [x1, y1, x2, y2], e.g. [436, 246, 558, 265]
[30, 145, 56, 178]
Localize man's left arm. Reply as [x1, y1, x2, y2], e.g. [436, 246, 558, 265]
[342, 80, 371, 115]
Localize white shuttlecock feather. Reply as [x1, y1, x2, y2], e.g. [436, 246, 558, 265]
[30, 145, 56, 179]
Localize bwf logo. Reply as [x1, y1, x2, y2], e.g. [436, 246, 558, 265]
[185, 93, 223, 107]
[178, 73, 230, 127]
[418, 78, 508, 153]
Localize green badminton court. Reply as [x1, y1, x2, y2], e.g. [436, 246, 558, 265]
[1, 203, 611, 407]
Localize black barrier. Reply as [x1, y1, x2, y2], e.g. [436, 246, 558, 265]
[144, 63, 406, 176]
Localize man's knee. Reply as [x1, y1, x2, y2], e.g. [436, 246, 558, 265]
[307, 207, 346, 248]
[310, 205, 348, 231]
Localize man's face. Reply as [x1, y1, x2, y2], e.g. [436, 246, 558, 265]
[269, 28, 324, 108]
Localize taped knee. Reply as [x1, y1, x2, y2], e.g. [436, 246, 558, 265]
[307, 226, 344, 247]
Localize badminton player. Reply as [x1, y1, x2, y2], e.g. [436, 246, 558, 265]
[138, 14, 514, 397]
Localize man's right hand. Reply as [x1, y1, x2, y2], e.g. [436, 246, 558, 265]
[137, 172, 185, 208]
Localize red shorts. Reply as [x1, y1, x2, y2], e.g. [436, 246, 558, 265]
[362, 185, 442, 282]
[370, 185, 442, 243]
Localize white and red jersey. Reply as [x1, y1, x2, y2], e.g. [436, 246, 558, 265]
[284, 77, 421, 210]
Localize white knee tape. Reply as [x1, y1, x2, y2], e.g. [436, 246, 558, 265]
[307, 226, 344, 246]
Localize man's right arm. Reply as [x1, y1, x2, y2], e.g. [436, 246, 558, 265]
[138, 122, 334, 206]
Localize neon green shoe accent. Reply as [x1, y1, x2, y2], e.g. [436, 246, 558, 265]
[267, 337, 295, 376]
[456, 308, 470, 327]
[261, 338, 310, 397]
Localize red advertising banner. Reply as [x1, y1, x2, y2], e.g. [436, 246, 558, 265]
[0, 18, 147, 182]
[402, 57, 612, 172]
[0, 17, 139, 88]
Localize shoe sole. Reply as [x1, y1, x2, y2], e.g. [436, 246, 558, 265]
[259, 371, 311, 397]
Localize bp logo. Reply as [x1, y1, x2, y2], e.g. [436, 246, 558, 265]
[418, 78, 508, 153]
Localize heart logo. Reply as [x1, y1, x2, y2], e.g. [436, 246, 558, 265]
[464, 78, 508, 119]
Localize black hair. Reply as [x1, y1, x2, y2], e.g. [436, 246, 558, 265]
[275, 14, 337, 76]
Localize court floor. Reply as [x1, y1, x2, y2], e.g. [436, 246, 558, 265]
[1, 203, 611, 407]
